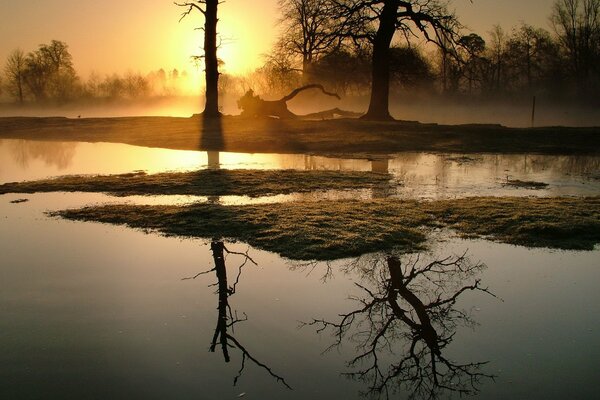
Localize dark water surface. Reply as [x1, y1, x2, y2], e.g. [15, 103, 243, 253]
[1, 139, 599, 399]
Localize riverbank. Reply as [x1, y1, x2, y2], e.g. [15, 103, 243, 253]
[1, 115, 599, 155]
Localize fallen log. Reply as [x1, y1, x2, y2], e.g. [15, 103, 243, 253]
[237, 84, 360, 119]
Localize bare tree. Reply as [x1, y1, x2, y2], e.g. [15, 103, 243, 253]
[4, 49, 27, 104]
[330, 0, 463, 120]
[551, 0, 600, 92]
[176, 0, 221, 117]
[306, 252, 496, 399]
[277, 0, 341, 82]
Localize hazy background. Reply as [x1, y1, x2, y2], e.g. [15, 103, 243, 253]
[0, 1, 556, 76]
[2, 0, 599, 127]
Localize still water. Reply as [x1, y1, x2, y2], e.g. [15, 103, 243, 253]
[1, 139, 599, 200]
[1, 139, 599, 399]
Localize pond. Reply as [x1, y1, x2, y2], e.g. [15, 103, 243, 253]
[1, 139, 599, 200]
[1, 139, 599, 399]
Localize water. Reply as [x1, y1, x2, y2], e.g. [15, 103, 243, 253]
[1, 139, 599, 399]
[1, 139, 599, 200]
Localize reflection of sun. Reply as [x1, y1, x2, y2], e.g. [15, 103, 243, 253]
[143, 148, 204, 173]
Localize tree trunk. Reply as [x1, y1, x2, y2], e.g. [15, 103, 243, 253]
[204, 0, 220, 117]
[362, 0, 398, 121]
[17, 76, 23, 105]
[210, 241, 230, 362]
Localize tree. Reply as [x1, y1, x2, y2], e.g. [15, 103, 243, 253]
[551, 0, 600, 94]
[176, 1, 221, 117]
[312, 48, 371, 95]
[458, 33, 486, 94]
[4, 49, 27, 104]
[487, 25, 508, 93]
[277, 0, 341, 82]
[389, 46, 435, 91]
[19, 40, 78, 102]
[23, 49, 52, 101]
[332, 0, 463, 120]
[504, 24, 561, 94]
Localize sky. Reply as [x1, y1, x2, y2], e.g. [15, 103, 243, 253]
[0, 0, 557, 78]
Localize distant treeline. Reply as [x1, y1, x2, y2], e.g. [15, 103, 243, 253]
[0, 40, 193, 105]
[2, 0, 600, 106]
[251, 0, 600, 103]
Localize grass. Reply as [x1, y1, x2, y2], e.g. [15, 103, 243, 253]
[51, 197, 600, 260]
[0, 169, 391, 197]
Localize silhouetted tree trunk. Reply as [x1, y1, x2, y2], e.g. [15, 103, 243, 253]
[332, 0, 461, 121]
[210, 241, 230, 361]
[363, 0, 398, 120]
[204, 0, 220, 117]
[176, 0, 221, 117]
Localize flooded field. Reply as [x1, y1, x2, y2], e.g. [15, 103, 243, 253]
[1, 139, 599, 201]
[1, 138, 599, 399]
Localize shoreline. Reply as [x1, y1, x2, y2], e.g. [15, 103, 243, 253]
[1, 115, 599, 155]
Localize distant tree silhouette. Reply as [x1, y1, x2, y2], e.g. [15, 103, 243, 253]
[18, 40, 78, 102]
[458, 34, 485, 94]
[176, 0, 221, 117]
[311, 48, 371, 95]
[504, 24, 561, 94]
[277, 0, 341, 82]
[4, 49, 27, 104]
[389, 46, 435, 91]
[551, 0, 600, 94]
[331, 0, 462, 120]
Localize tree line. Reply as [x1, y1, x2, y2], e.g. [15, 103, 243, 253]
[1, 40, 193, 105]
[179, 0, 600, 120]
[269, 0, 600, 103]
[3, 1, 599, 118]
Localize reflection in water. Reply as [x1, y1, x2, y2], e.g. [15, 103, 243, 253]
[9, 140, 77, 170]
[308, 252, 496, 399]
[184, 241, 291, 389]
[207, 151, 220, 169]
[2, 139, 599, 198]
[371, 159, 389, 174]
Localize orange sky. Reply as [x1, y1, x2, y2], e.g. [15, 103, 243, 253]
[0, 0, 556, 78]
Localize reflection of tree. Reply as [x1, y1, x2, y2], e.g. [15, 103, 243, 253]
[9, 140, 77, 170]
[184, 241, 291, 389]
[307, 252, 496, 399]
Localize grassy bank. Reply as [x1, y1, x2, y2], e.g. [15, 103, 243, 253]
[51, 197, 600, 260]
[1, 115, 599, 155]
[0, 169, 390, 197]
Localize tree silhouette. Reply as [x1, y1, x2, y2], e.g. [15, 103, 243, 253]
[551, 0, 600, 94]
[277, 0, 341, 82]
[331, 0, 462, 120]
[307, 252, 496, 399]
[176, 0, 221, 117]
[183, 241, 291, 389]
[4, 49, 26, 104]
